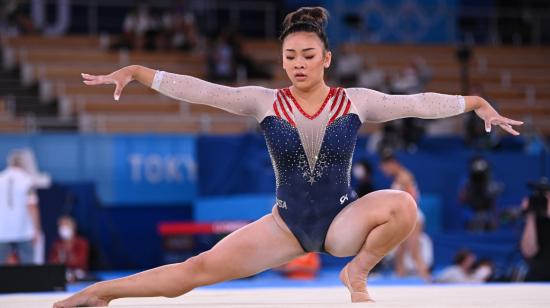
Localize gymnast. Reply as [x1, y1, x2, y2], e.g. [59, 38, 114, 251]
[54, 6, 522, 307]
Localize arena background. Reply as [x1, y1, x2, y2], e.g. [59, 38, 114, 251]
[0, 0, 549, 306]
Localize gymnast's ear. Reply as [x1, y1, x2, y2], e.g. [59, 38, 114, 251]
[324, 50, 332, 68]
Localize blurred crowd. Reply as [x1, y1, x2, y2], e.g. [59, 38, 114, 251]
[349, 153, 550, 283]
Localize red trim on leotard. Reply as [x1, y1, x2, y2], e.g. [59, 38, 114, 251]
[281, 92, 293, 112]
[277, 92, 296, 127]
[342, 98, 351, 116]
[273, 100, 282, 119]
[284, 87, 335, 120]
[330, 87, 343, 111]
[329, 91, 347, 124]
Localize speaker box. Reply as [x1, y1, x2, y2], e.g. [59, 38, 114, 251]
[0, 265, 66, 293]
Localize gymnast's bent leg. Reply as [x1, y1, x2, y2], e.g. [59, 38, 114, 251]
[53, 214, 304, 308]
[324, 189, 417, 302]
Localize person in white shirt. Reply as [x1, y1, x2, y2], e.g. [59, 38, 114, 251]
[436, 249, 492, 283]
[0, 151, 42, 264]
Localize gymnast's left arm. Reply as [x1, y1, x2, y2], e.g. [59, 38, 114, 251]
[346, 87, 523, 136]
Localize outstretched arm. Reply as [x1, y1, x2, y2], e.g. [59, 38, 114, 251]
[346, 88, 523, 135]
[81, 65, 275, 121]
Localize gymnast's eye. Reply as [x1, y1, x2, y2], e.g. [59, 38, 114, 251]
[305, 55, 314, 60]
[286, 56, 295, 60]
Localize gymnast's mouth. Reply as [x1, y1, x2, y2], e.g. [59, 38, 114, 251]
[294, 73, 307, 80]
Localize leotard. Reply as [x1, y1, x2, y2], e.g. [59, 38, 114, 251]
[152, 71, 465, 252]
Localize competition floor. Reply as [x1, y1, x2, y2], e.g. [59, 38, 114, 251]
[2, 284, 550, 308]
[1, 270, 549, 308]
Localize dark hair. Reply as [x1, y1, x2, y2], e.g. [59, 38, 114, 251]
[453, 249, 473, 265]
[279, 7, 330, 50]
[380, 152, 397, 164]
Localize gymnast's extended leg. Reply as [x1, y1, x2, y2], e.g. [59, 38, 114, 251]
[53, 214, 304, 308]
[324, 189, 418, 302]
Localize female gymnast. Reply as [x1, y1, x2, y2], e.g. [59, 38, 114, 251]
[54, 7, 522, 307]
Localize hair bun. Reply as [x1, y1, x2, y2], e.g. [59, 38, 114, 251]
[283, 7, 329, 31]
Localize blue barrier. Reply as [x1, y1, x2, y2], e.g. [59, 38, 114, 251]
[0, 134, 197, 205]
[194, 194, 275, 222]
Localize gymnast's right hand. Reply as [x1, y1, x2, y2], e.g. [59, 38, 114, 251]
[81, 66, 134, 101]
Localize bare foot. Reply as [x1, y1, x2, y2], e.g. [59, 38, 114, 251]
[339, 263, 375, 303]
[53, 285, 111, 308]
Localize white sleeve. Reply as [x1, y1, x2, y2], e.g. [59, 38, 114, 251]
[345, 87, 465, 123]
[152, 71, 275, 122]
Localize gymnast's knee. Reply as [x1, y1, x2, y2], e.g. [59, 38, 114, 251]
[390, 191, 418, 227]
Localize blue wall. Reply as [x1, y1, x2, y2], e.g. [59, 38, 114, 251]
[0, 134, 197, 206]
[314, 0, 459, 44]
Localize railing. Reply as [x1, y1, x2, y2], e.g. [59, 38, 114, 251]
[79, 113, 258, 134]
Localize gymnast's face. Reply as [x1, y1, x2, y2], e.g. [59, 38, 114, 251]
[282, 32, 331, 90]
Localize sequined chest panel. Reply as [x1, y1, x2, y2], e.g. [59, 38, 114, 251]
[260, 88, 362, 193]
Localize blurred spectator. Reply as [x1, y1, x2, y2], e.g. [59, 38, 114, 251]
[158, 1, 199, 52]
[228, 32, 272, 81]
[380, 153, 432, 282]
[459, 156, 504, 231]
[352, 160, 375, 197]
[113, 1, 160, 51]
[275, 253, 320, 280]
[388, 58, 432, 152]
[390, 58, 431, 95]
[336, 44, 362, 87]
[520, 178, 550, 281]
[357, 62, 387, 92]
[380, 153, 419, 200]
[49, 215, 90, 282]
[0, 151, 41, 265]
[0, 0, 37, 35]
[436, 249, 493, 283]
[208, 31, 236, 82]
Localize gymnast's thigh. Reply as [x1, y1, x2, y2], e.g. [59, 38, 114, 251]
[197, 213, 305, 281]
[324, 189, 414, 257]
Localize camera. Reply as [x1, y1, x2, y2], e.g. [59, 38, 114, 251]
[526, 177, 550, 217]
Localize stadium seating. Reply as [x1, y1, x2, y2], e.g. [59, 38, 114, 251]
[2, 35, 549, 134]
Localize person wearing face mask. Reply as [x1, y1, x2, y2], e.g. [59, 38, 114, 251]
[48, 215, 90, 282]
[55, 6, 523, 307]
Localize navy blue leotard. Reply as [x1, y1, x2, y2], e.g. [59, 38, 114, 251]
[151, 70, 466, 254]
[261, 88, 360, 252]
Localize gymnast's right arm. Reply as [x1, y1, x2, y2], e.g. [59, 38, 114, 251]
[81, 65, 274, 121]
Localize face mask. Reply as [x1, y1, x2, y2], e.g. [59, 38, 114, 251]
[352, 165, 365, 180]
[59, 225, 74, 240]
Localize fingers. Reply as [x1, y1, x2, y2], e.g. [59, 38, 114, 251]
[114, 81, 123, 101]
[484, 120, 492, 133]
[81, 73, 105, 85]
[81, 73, 114, 86]
[82, 73, 122, 100]
[499, 123, 520, 136]
[502, 117, 524, 126]
[485, 115, 523, 136]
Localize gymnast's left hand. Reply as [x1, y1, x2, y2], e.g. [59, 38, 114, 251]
[474, 97, 523, 135]
[81, 66, 134, 101]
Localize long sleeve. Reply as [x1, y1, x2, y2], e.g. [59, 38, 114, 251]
[151, 71, 275, 122]
[345, 87, 465, 123]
